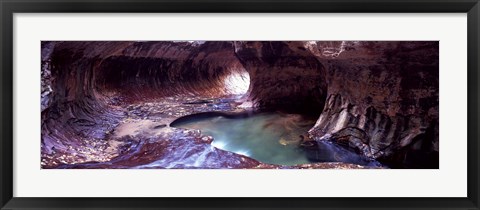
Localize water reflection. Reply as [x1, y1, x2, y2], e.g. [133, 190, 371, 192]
[172, 112, 381, 167]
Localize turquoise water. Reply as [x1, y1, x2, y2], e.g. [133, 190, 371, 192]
[172, 112, 317, 166]
[172, 112, 383, 167]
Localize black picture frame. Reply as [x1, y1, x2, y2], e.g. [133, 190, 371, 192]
[1, 0, 479, 209]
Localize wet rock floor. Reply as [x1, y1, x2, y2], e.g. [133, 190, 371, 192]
[43, 95, 378, 169]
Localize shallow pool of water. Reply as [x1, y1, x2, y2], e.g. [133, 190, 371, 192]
[171, 112, 380, 166]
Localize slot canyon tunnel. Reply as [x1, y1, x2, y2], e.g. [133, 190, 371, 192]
[41, 41, 439, 169]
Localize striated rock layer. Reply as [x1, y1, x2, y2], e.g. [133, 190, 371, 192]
[234, 41, 328, 115]
[41, 41, 438, 169]
[308, 41, 439, 168]
[41, 41, 251, 168]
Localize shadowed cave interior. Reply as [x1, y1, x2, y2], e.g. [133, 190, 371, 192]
[41, 41, 439, 169]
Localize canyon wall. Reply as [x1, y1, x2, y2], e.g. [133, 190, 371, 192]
[307, 41, 439, 168]
[95, 41, 246, 103]
[231, 41, 438, 168]
[41, 41, 246, 166]
[234, 41, 328, 115]
[41, 41, 439, 168]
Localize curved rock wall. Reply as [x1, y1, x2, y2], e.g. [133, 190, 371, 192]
[95, 41, 246, 103]
[41, 41, 439, 169]
[234, 41, 328, 115]
[41, 41, 247, 166]
[308, 41, 439, 168]
[42, 42, 131, 164]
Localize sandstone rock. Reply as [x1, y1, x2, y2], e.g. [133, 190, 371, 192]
[41, 41, 438, 169]
[234, 41, 328, 115]
[308, 41, 439, 168]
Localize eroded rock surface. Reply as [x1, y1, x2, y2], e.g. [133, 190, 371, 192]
[41, 41, 438, 169]
[308, 41, 439, 168]
[234, 41, 328, 115]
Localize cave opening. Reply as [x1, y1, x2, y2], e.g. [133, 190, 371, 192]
[223, 70, 250, 96]
[87, 41, 328, 167]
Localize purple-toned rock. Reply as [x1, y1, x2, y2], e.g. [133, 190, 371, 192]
[307, 41, 439, 168]
[41, 41, 438, 169]
[234, 41, 328, 114]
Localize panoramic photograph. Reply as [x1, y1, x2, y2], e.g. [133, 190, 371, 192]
[41, 41, 439, 169]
